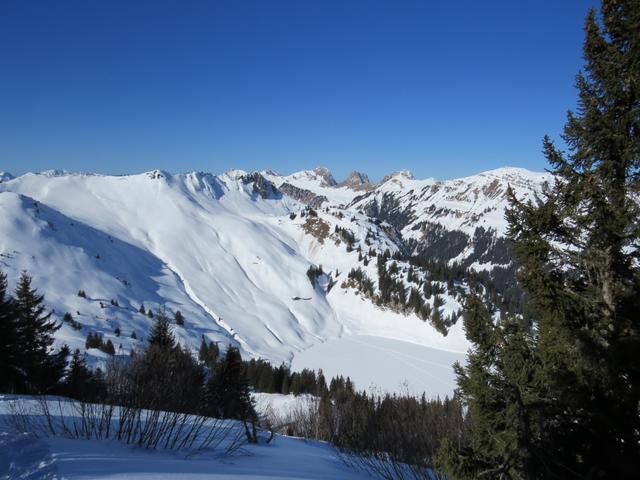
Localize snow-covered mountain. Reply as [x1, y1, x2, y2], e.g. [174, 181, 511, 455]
[267, 166, 552, 269]
[0, 166, 550, 395]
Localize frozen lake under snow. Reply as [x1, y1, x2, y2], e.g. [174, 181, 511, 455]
[291, 334, 465, 398]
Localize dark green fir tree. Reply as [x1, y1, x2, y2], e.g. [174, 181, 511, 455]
[437, 1, 640, 478]
[147, 308, 176, 350]
[174, 310, 184, 326]
[64, 349, 94, 400]
[0, 270, 18, 392]
[13, 271, 66, 393]
[204, 345, 255, 426]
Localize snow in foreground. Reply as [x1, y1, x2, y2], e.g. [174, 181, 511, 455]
[0, 396, 369, 479]
[0, 433, 369, 480]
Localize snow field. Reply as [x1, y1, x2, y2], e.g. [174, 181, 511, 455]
[0, 395, 371, 479]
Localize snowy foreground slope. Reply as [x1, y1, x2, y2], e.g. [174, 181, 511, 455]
[1, 434, 366, 480]
[0, 167, 549, 396]
[0, 395, 370, 480]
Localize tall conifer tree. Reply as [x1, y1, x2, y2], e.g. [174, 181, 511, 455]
[13, 271, 65, 392]
[204, 345, 255, 422]
[0, 270, 18, 392]
[437, 1, 640, 478]
[147, 307, 176, 350]
[64, 349, 94, 400]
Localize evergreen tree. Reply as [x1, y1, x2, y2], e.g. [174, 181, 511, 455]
[408, 287, 423, 314]
[316, 369, 328, 397]
[13, 271, 65, 392]
[435, 296, 539, 478]
[437, 2, 640, 477]
[85, 332, 103, 349]
[281, 373, 290, 395]
[101, 339, 115, 356]
[127, 336, 204, 414]
[290, 373, 302, 396]
[64, 349, 94, 400]
[198, 338, 209, 363]
[0, 270, 18, 392]
[174, 310, 184, 326]
[200, 340, 220, 365]
[147, 308, 175, 349]
[257, 366, 275, 393]
[204, 345, 255, 422]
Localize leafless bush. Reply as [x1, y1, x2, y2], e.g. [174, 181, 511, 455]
[258, 386, 464, 480]
[337, 449, 446, 480]
[6, 396, 246, 455]
[260, 396, 323, 439]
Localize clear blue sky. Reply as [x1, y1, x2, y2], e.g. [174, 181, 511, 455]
[0, 0, 598, 181]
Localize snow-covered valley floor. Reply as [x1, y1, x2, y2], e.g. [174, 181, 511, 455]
[291, 335, 465, 398]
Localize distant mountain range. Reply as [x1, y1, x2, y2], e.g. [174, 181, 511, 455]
[0, 166, 551, 375]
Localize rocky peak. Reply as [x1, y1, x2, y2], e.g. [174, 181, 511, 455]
[312, 166, 337, 187]
[340, 170, 372, 190]
[382, 170, 415, 183]
[146, 169, 168, 180]
[241, 172, 281, 199]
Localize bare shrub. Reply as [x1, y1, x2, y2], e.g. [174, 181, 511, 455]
[6, 395, 246, 455]
[259, 384, 465, 480]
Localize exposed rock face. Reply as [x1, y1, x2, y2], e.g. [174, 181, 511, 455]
[236, 165, 553, 270]
[279, 182, 328, 208]
[338, 171, 376, 191]
[241, 172, 281, 199]
[312, 166, 337, 187]
[358, 192, 414, 232]
[382, 170, 415, 183]
[348, 167, 552, 267]
[147, 170, 166, 180]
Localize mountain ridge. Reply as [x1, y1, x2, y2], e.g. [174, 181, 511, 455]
[0, 165, 549, 394]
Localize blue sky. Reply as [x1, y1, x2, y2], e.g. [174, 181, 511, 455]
[0, 0, 598, 181]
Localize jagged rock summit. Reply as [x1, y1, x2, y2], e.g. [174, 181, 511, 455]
[312, 166, 337, 187]
[382, 170, 415, 183]
[338, 170, 373, 190]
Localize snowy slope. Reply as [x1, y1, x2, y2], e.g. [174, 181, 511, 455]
[0, 170, 461, 369]
[0, 166, 550, 395]
[0, 191, 235, 361]
[0, 171, 344, 364]
[1, 434, 368, 480]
